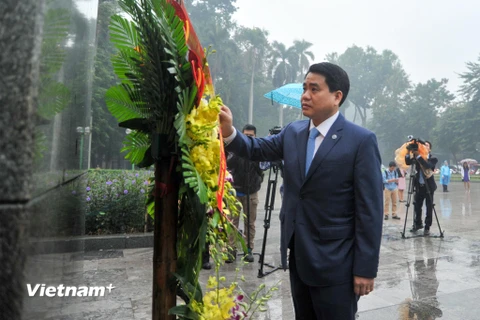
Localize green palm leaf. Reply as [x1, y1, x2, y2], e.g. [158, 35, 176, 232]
[37, 80, 70, 120]
[121, 130, 150, 164]
[109, 15, 139, 51]
[106, 85, 146, 122]
[180, 149, 208, 204]
[111, 50, 143, 82]
[41, 8, 70, 74]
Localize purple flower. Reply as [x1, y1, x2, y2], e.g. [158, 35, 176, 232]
[113, 179, 118, 183]
[106, 181, 113, 185]
[116, 194, 119, 197]
[140, 189, 145, 194]
[103, 196, 107, 199]
[207, 208, 214, 217]
[131, 180, 136, 184]
[86, 186, 91, 191]
[86, 196, 91, 201]
[135, 173, 139, 177]
[144, 180, 148, 185]
[124, 189, 128, 194]
[72, 190, 76, 195]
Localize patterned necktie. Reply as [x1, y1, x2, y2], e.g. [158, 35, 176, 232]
[305, 128, 320, 175]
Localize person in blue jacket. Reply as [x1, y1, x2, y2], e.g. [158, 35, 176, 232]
[440, 160, 451, 192]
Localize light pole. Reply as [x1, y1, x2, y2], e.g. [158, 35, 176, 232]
[76, 126, 91, 170]
[126, 129, 135, 170]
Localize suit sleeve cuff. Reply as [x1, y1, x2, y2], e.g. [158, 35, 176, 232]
[223, 128, 237, 146]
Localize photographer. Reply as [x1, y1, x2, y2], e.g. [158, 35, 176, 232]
[405, 140, 438, 235]
[383, 161, 400, 220]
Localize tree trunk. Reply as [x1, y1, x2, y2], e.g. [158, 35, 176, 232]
[152, 154, 178, 320]
[248, 56, 255, 124]
[279, 104, 283, 127]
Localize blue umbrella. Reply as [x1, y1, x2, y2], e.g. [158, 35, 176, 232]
[264, 83, 302, 109]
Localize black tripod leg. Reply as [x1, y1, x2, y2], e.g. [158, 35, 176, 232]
[433, 210, 444, 238]
[258, 167, 274, 275]
[246, 192, 250, 254]
[402, 173, 416, 238]
[258, 166, 281, 278]
[423, 183, 444, 238]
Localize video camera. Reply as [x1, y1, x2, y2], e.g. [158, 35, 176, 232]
[406, 135, 426, 152]
[269, 126, 282, 135]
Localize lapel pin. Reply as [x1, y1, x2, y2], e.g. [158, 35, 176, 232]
[332, 134, 337, 140]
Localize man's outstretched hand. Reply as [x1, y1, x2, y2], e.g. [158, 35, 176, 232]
[219, 105, 234, 137]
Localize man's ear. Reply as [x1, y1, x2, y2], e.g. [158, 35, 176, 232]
[335, 91, 343, 106]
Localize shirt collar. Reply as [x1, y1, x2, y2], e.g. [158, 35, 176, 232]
[309, 111, 340, 137]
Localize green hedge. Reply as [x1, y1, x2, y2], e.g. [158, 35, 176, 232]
[84, 169, 154, 234]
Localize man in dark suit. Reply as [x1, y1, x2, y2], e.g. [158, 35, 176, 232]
[219, 62, 383, 320]
[405, 140, 438, 235]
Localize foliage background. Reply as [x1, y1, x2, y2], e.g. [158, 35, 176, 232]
[91, 0, 480, 169]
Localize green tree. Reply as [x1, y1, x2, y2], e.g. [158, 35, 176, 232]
[459, 54, 480, 102]
[327, 45, 410, 127]
[458, 54, 480, 149]
[433, 102, 469, 164]
[292, 39, 315, 81]
[235, 27, 270, 123]
[402, 78, 455, 140]
[91, 0, 125, 168]
[268, 41, 296, 87]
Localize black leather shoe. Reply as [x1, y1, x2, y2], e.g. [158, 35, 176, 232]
[202, 250, 211, 269]
[225, 250, 237, 263]
[424, 228, 430, 236]
[410, 225, 424, 232]
[244, 253, 254, 263]
[392, 216, 401, 220]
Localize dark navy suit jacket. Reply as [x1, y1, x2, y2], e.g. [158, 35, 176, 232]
[226, 114, 383, 287]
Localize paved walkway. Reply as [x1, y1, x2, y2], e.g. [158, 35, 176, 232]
[24, 180, 480, 319]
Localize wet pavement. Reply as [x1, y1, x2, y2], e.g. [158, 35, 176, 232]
[24, 180, 480, 319]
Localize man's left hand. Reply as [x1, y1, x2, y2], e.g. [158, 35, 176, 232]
[353, 276, 374, 296]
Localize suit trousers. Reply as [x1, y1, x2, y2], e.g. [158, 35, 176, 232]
[414, 185, 434, 228]
[232, 192, 258, 249]
[289, 246, 358, 320]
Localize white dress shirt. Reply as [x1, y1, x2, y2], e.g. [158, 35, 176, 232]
[307, 111, 339, 160]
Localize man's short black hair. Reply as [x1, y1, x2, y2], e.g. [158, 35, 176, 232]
[242, 124, 256, 135]
[306, 62, 350, 106]
[389, 161, 396, 167]
[425, 140, 432, 150]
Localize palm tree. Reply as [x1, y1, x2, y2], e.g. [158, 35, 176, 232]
[268, 41, 297, 125]
[236, 27, 270, 123]
[292, 39, 315, 81]
[268, 41, 297, 88]
[202, 22, 240, 84]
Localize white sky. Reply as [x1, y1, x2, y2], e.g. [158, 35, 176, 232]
[232, 0, 480, 94]
[74, 0, 99, 19]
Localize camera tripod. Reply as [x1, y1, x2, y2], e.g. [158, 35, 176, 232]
[401, 157, 444, 239]
[258, 161, 284, 278]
